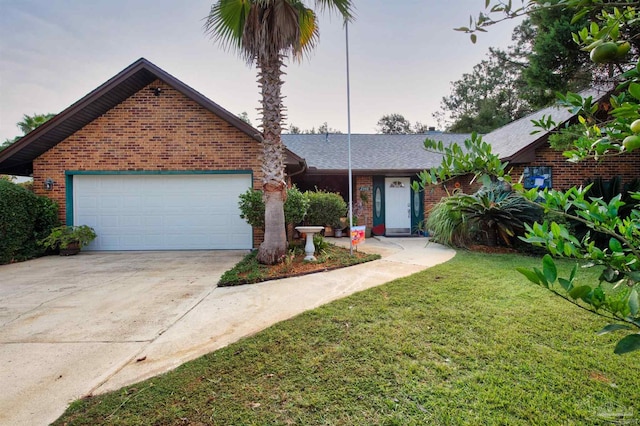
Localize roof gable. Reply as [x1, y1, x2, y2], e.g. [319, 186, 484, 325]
[484, 86, 613, 162]
[0, 58, 265, 175]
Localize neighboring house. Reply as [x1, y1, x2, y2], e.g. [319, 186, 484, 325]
[484, 87, 640, 191]
[1, 59, 637, 249]
[0, 58, 305, 250]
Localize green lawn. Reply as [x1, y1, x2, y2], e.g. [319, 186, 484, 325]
[55, 252, 639, 425]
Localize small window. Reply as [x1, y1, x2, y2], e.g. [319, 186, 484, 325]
[523, 166, 552, 189]
[389, 180, 405, 188]
[374, 187, 382, 217]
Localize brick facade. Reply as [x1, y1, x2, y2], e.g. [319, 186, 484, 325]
[32, 80, 265, 247]
[420, 144, 639, 216]
[508, 144, 640, 190]
[354, 175, 373, 229]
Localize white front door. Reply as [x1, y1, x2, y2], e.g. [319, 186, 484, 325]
[384, 177, 411, 236]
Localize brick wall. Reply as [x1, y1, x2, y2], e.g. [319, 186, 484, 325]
[355, 175, 373, 228]
[423, 174, 480, 215]
[421, 144, 640, 215]
[32, 80, 265, 247]
[509, 144, 640, 190]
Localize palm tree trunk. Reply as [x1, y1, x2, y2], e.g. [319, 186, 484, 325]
[256, 55, 287, 264]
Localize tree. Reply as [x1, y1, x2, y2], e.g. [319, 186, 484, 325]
[376, 113, 413, 134]
[1, 113, 55, 152]
[519, 1, 594, 107]
[237, 111, 252, 125]
[417, 1, 640, 353]
[289, 124, 302, 134]
[412, 122, 432, 133]
[437, 47, 530, 132]
[287, 121, 342, 134]
[438, 1, 597, 132]
[17, 113, 55, 134]
[205, 0, 353, 264]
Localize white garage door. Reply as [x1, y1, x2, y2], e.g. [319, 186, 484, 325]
[73, 174, 252, 250]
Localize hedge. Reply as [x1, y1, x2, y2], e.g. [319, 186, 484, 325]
[0, 179, 59, 264]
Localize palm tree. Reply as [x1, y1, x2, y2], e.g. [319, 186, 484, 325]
[17, 113, 55, 135]
[205, 0, 354, 264]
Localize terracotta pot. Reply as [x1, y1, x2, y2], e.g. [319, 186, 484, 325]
[59, 241, 81, 256]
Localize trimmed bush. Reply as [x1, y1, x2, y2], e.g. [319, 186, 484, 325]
[305, 190, 347, 228]
[0, 180, 59, 263]
[238, 186, 309, 229]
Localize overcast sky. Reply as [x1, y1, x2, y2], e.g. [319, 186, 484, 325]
[0, 1, 521, 141]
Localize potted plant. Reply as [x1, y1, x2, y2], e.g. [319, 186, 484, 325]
[413, 220, 429, 237]
[40, 225, 97, 256]
[334, 217, 348, 238]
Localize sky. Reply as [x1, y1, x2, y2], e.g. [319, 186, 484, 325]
[0, 0, 522, 142]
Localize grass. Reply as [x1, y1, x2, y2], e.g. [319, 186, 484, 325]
[218, 241, 380, 286]
[54, 252, 639, 425]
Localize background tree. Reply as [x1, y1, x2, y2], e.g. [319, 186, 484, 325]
[237, 111, 252, 125]
[412, 121, 432, 133]
[376, 113, 412, 134]
[205, 0, 353, 264]
[437, 46, 530, 132]
[287, 121, 342, 134]
[1, 113, 55, 151]
[519, 2, 594, 107]
[418, 0, 640, 354]
[376, 113, 433, 134]
[17, 113, 55, 134]
[438, 0, 595, 133]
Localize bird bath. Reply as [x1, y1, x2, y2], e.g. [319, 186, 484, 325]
[295, 226, 325, 261]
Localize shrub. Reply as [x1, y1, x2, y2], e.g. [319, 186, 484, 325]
[238, 186, 309, 229]
[426, 196, 471, 247]
[238, 188, 265, 229]
[426, 182, 542, 248]
[570, 176, 640, 249]
[305, 190, 347, 228]
[283, 186, 309, 226]
[0, 180, 59, 263]
[459, 183, 542, 246]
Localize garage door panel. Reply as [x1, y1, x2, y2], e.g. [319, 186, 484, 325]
[73, 174, 252, 250]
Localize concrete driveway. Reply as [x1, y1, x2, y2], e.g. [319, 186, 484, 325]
[0, 238, 455, 426]
[0, 250, 245, 426]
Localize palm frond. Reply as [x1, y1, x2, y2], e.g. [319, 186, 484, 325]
[204, 0, 253, 60]
[313, 0, 355, 22]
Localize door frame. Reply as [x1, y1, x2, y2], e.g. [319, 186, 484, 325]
[384, 177, 412, 236]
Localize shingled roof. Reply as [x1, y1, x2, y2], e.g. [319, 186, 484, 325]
[281, 132, 471, 175]
[484, 86, 613, 163]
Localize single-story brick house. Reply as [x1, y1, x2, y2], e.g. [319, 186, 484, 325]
[281, 133, 470, 236]
[1, 59, 637, 249]
[282, 87, 639, 237]
[0, 58, 305, 250]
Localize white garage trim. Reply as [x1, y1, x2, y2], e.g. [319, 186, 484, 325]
[66, 171, 253, 250]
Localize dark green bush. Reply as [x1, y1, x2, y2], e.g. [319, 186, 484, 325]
[305, 190, 347, 227]
[0, 180, 59, 263]
[238, 186, 309, 229]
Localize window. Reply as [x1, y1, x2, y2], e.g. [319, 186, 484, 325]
[389, 180, 405, 188]
[523, 166, 552, 189]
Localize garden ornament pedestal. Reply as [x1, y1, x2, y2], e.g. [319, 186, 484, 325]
[295, 226, 325, 261]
